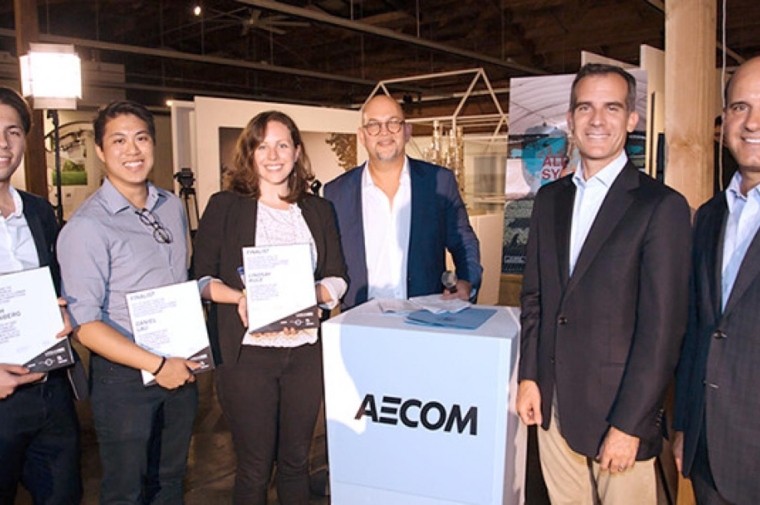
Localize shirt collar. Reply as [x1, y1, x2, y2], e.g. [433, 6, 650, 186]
[572, 151, 628, 189]
[362, 156, 410, 189]
[6, 184, 24, 219]
[98, 177, 163, 215]
[725, 171, 760, 213]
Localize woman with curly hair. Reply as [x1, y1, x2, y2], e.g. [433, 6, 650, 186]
[193, 111, 347, 504]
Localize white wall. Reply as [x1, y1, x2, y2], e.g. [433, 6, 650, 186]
[191, 96, 362, 213]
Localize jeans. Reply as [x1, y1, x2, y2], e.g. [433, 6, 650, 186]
[90, 359, 198, 505]
[0, 371, 82, 505]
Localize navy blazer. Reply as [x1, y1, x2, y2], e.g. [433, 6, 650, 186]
[519, 162, 691, 460]
[324, 158, 482, 310]
[674, 192, 760, 504]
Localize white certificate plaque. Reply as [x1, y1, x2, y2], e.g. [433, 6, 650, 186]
[242, 244, 319, 334]
[127, 280, 214, 386]
[0, 266, 72, 373]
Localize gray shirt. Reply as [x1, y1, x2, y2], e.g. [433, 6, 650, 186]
[58, 178, 188, 341]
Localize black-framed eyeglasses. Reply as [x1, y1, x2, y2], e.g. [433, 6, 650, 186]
[362, 118, 405, 136]
[136, 208, 172, 244]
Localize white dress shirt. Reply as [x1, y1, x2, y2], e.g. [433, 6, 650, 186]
[721, 172, 760, 310]
[0, 185, 39, 274]
[362, 157, 412, 300]
[569, 152, 628, 276]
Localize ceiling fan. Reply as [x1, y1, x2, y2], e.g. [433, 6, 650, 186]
[241, 8, 309, 36]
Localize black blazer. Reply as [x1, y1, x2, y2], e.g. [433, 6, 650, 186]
[192, 191, 348, 366]
[20, 190, 60, 291]
[519, 162, 691, 459]
[674, 193, 760, 504]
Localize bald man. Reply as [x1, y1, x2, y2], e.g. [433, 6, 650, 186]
[324, 95, 482, 309]
[673, 56, 760, 504]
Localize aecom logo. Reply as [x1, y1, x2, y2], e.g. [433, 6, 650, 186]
[354, 394, 478, 436]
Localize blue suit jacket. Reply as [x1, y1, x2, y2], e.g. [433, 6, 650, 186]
[324, 158, 482, 310]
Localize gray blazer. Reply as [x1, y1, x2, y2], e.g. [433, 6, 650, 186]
[674, 192, 760, 504]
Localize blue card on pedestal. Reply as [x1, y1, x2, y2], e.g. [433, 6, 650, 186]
[405, 308, 497, 330]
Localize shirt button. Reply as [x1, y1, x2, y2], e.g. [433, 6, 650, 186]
[712, 330, 727, 339]
[558, 316, 568, 325]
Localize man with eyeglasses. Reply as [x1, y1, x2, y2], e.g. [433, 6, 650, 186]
[324, 94, 482, 309]
[57, 100, 199, 503]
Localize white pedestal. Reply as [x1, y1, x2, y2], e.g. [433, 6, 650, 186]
[322, 300, 525, 505]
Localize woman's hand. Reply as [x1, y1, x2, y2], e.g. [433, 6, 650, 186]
[237, 294, 248, 328]
[249, 327, 298, 338]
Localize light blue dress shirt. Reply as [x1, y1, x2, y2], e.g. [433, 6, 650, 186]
[721, 172, 760, 310]
[58, 178, 189, 340]
[569, 152, 628, 275]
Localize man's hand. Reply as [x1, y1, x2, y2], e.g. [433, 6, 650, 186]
[0, 364, 45, 399]
[441, 279, 472, 301]
[598, 426, 640, 474]
[154, 358, 201, 390]
[516, 380, 543, 426]
[672, 431, 684, 473]
[56, 297, 73, 339]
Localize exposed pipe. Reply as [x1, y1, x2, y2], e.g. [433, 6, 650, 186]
[237, 0, 548, 75]
[0, 27, 377, 87]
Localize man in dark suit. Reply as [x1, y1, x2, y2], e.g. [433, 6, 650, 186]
[0, 87, 81, 504]
[673, 56, 760, 505]
[324, 94, 482, 309]
[516, 64, 691, 504]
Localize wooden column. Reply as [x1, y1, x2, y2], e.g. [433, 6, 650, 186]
[664, 3, 716, 504]
[664, 0, 717, 210]
[14, 0, 48, 199]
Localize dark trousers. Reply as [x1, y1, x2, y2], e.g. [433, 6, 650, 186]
[0, 372, 82, 505]
[217, 341, 323, 505]
[90, 366, 198, 505]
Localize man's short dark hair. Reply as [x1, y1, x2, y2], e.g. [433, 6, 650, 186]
[93, 100, 155, 148]
[569, 63, 637, 113]
[0, 86, 32, 135]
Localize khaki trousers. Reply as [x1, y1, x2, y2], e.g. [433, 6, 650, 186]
[537, 412, 656, 505]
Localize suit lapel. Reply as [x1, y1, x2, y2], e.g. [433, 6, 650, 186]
[553, 177, 575, 289]
[723, 212, 760, 317]
[700, 199, 727, 317]
[343, 169, 369, 300]
[408, 160, 425, 285]
[564, 163, 638, 298]
[236, 196, 258, 265]
[21, 195, 50, 267]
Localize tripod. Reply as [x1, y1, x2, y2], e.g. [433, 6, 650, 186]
[174, 168, 200, 237]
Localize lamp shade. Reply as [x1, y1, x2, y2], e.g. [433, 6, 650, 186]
[20, 43, 81, 110]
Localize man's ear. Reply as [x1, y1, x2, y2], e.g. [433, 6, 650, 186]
[626, 110, 640, 133]
[403, 121, 412, 142]
[95, 145, 106, 164]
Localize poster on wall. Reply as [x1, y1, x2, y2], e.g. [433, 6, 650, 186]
[47, 122, 91, 187]
[502, 199, 533, 274]
[218, 127, 357, 191]
[506, 69, 648, 196]
[501, 69, 648, 274]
